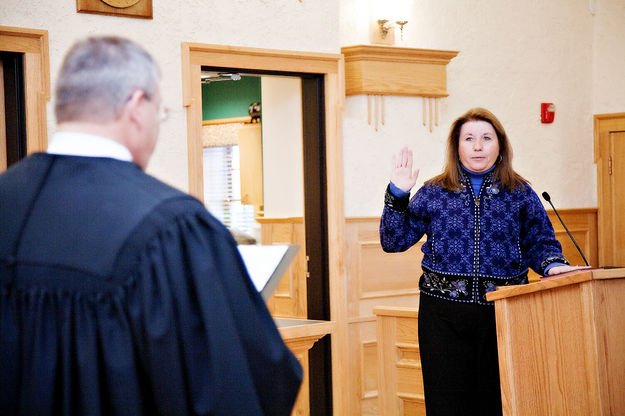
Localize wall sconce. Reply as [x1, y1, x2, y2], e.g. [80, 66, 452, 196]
[370, 0, 411, 45]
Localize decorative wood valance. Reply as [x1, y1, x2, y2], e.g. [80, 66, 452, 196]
[341, 45, 458, 132]
[341, 45, 458, 97]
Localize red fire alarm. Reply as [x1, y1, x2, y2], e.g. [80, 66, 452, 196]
[541, 103, 555, 123]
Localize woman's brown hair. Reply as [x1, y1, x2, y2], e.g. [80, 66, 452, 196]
[426, 107, 527, 191]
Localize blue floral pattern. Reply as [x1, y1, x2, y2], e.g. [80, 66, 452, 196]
[381, 173, 568, 305]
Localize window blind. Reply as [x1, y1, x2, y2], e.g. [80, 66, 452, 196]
[202, 145, 255, 235]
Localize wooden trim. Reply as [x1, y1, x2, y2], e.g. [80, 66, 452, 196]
[0, 26, 50, 153]
[373, 306, 418, 318]
[487, 268, 625, 301]
[341, 44, 458, 97]
[256, 217, 304, 224]
[341, 45, 459, 64]
[181, 42, 346, 416]
[202, 116, 251, 126]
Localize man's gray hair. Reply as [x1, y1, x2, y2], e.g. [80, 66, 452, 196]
[55, 36, 160, 123]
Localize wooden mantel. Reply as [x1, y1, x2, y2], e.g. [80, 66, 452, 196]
[341, 44, 458, 97]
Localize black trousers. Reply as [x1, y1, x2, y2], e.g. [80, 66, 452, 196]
[418, 294, 503, 416]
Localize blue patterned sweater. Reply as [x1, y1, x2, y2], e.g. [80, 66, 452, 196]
[380, 171, 568, 305]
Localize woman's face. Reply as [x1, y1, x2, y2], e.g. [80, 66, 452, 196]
[458, 120, 500, 173]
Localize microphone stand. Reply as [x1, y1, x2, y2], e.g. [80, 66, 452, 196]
[542, 192, 590, 266]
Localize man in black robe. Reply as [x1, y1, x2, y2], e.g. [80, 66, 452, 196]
[0, 36, 302, 415]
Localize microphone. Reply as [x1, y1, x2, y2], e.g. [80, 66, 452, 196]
[542, 192, 589, 266]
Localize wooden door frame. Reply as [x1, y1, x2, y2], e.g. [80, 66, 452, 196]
[594, 112, 625, 266]
[0, 26, 50, 154]
[181, 42, 347, 415]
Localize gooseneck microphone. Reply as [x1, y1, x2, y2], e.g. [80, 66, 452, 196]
[542, 192, 589, 266]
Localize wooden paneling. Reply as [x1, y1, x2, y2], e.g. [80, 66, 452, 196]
[341, 45, 458, 97]
[374, 307, 425, 416]
[259, 218, 307, 319]
[527, 208, 598, 281]
[344, 218, 421, 415]
[0, 26, 50, 154]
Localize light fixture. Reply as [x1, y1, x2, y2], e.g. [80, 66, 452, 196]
[370, 0, 411, 45]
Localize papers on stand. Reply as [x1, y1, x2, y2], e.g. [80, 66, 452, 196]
[237, 244, 300, 301]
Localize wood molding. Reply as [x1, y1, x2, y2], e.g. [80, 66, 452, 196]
[180, 43, 347, 415]
[256, 217, 304, 224]
[202, 116, 251, 125]
[0, 26, 50, 154]
[341, 44, 458, 97]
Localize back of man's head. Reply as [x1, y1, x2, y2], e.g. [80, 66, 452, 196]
[54, 36, 160, 125]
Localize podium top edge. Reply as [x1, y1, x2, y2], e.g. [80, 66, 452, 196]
[486, 268, 625, 302]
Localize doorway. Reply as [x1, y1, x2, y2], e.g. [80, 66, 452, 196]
[0, 26, 50, 159]
[0, 51, 27, 172]
[595, 113, 625, 267]
[200, 66, 332, 415]
[181, 42, 346, 415]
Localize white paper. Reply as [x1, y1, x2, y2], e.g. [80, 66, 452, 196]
[237, 244, 291, 292]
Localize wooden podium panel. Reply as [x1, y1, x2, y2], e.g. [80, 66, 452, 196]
[486, 268, 625, 415]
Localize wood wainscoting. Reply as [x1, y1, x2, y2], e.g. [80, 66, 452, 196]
[539, 208, 598, 280]
[343, 208, 597, 415]
[258, 217, 308, 319]
[374, 306, 424, 416]
[344, 218, 421, 415]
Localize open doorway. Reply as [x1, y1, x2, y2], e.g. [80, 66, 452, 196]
[0, 51, 27, 172]
[181, 43, 345, 415]
[200, 67, 332, 415]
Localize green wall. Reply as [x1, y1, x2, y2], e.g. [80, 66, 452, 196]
[202, 76, 261, 120]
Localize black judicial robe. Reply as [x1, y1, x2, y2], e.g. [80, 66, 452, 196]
[0, 154, 302, 416]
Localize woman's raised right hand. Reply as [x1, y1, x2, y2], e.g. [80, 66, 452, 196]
[390, 147, 419, 193]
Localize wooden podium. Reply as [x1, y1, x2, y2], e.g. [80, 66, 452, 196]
[486, 268, 625, 415]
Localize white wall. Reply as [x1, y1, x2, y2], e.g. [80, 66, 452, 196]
[2, 0, 624, 216]
[592, 0, 625, 114]
[340, 0, 625, 215]
[261, 76, 304, 218]
[0, 0, 339, 193]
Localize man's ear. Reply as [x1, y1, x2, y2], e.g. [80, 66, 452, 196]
[123, 90, 147, 125]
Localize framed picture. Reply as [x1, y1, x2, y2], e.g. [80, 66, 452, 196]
[76, 0, 153, 19]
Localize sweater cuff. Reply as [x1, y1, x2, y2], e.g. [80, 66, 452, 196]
[540, 257, 570, 276]
[384, 184, 410, 212]
[389, 181, 410, 198]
